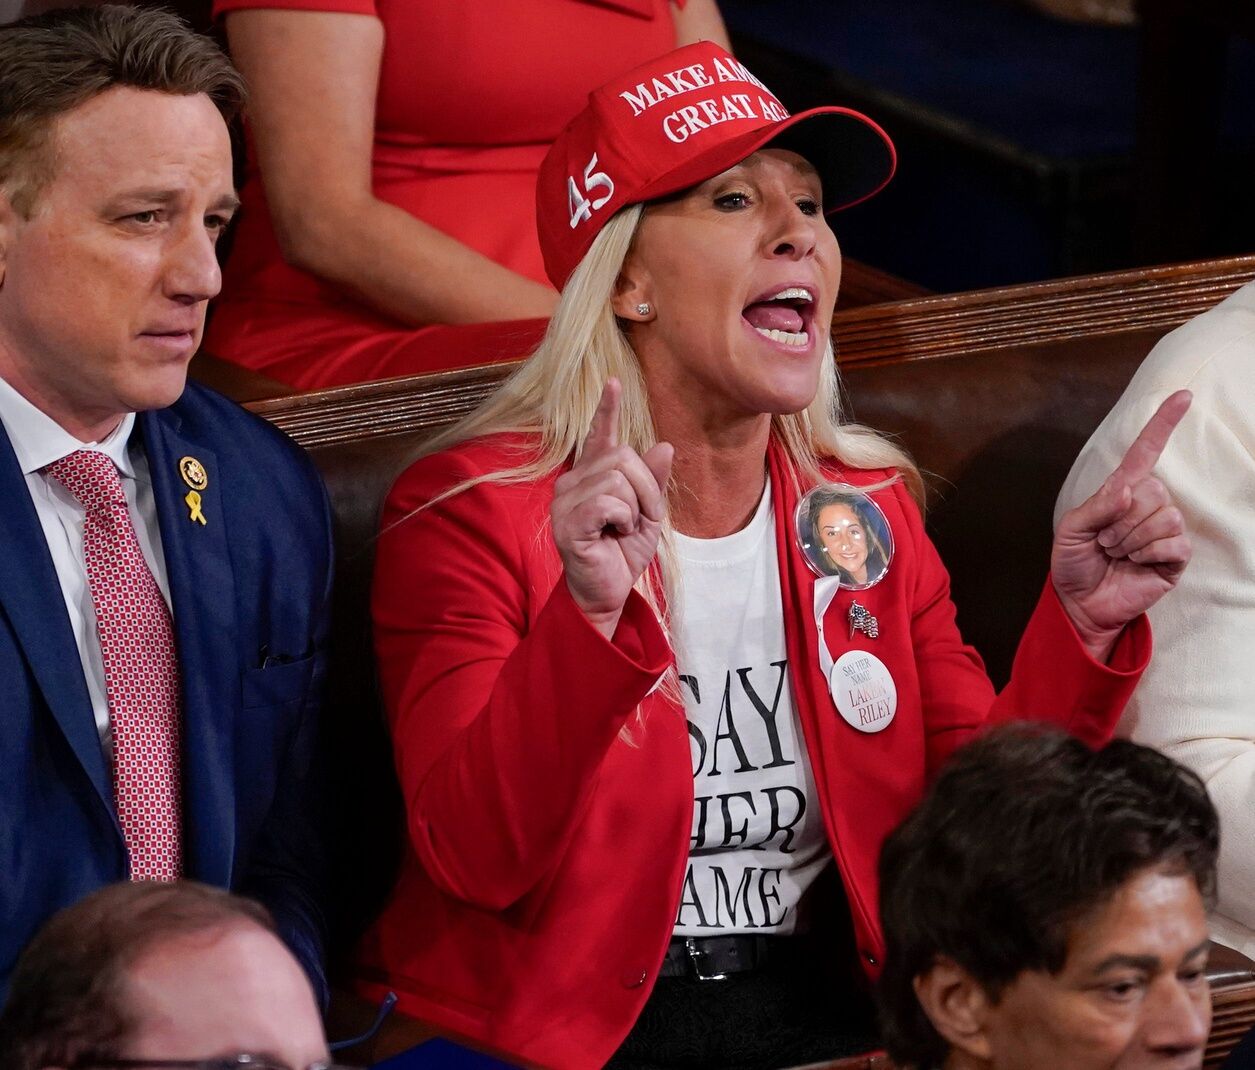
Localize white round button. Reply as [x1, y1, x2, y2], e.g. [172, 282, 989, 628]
[829, 650, 897, 733]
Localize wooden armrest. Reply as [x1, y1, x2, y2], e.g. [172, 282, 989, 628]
[1207, 942, 1255, 1068]
[1208, 942, 1255, 989]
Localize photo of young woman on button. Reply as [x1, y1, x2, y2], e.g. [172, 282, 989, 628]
[800, 484, 893, 588]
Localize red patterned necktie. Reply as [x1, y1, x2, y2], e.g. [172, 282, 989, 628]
[44, 449, 183, 881]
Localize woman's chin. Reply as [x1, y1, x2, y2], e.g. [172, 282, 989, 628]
[770, 392, 822, 417]
[748, 373, 822, 417]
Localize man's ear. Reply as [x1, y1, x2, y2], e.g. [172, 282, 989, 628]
[0, 190, 13, 288]
[0, 189, 11, 286]
[610, 249, 654, 323]
[913, 956, 996, 1065]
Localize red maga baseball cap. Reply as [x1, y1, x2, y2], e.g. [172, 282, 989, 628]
[537, 41, 896, 289]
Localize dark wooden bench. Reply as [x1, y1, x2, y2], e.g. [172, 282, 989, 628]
[218, 254, 1255, 1067]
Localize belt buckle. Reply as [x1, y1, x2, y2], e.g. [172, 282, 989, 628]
[684, 937, 728, 982]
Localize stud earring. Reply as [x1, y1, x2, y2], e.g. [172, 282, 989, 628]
[635, 303, 651, 317]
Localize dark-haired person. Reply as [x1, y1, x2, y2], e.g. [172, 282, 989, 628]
[0, 881, 336, 1070]
[359, 40, 1192, 1070]
[0, 5, 331, 1001]
[878, 726, 1217, 1070]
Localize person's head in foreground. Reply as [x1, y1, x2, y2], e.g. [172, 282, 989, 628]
[0, 4, 243, 441]
[878, 726, 1220, 1070]
[0, 881, 335, 1070]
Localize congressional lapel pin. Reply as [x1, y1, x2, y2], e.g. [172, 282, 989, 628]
[829, 649, 897, 734]
[179, 456, 207, 491]
[794, 483, 894, 591]
[178, 456, 208, 526]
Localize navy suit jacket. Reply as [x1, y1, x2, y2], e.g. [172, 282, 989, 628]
[0, 381, 333, 1003]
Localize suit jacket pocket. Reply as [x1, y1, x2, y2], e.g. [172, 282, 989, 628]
[241, 654, 315, 711]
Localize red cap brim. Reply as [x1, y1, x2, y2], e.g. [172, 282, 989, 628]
[631, 105, 897, 215]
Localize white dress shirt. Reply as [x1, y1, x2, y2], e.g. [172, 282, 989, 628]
[0, 375, 171, 751]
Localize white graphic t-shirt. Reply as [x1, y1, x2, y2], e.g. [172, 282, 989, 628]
[672, 478, 830, 935]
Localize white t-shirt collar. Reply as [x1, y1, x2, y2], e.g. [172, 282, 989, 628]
[674, 476, 773, 565]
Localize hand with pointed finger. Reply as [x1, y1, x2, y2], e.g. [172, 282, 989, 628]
[550, 378, 674, 639]
[1052, 389, 1193, 663]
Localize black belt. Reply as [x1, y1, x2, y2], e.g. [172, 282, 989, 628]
[659, 935, 775, 981]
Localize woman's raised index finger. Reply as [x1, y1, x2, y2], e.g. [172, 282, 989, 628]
[582, 378, 622, 460]
[1115, 389, 1192, 483]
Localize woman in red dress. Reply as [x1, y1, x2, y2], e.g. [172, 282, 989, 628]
[206, 0, 729, 388]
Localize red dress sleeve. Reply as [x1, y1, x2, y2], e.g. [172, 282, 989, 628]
[372, 445, 673, 912]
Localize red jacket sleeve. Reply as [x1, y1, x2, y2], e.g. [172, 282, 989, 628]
[372, 450, 672, 911]
[895, 481, 1150, 774]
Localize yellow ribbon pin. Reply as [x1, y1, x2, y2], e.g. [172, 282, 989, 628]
[185, 489, 207, 525]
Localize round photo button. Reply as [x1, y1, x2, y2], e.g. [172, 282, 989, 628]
[795, 483, 893, 589]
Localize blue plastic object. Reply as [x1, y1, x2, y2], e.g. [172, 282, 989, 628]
[372, 1037, 519, 1070]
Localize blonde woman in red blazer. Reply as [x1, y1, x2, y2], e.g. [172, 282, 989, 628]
[358, 43, 1192, 1070]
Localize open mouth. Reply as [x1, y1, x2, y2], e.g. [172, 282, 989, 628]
[742, 286, 815, 349]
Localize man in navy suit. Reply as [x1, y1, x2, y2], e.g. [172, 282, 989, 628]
[0, 6, 331, 1001]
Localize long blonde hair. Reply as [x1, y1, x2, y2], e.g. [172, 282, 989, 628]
[420, 203, 922, 681]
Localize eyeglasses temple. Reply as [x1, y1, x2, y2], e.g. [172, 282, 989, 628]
[328, 990, 398, 1054]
